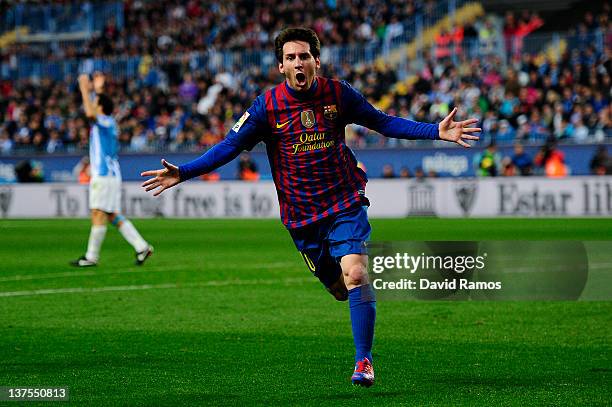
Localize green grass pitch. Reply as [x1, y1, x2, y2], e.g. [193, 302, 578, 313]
[0, 218, 610, 406]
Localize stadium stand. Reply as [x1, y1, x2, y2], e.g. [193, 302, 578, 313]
[0, 0, 610, 176]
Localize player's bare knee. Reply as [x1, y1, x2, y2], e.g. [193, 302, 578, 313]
[343, 264, 368, 287]
[91, 209, 108, 225]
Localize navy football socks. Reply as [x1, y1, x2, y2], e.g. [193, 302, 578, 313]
[348, 284, 376, 362]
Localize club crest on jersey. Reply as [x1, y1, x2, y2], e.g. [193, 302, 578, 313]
[300, 110, 316, 129]
[324, 104, 337, 120]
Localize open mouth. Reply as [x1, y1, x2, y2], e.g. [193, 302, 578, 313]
[295, 72, 306, 85]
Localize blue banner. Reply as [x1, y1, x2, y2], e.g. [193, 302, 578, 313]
[0, 143, 607, 183]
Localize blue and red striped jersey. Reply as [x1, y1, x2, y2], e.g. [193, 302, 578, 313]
[179, 77, 440, 229]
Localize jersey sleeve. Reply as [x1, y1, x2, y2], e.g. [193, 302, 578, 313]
[340, 80, 439, 140]
[178, 95, 268, 181]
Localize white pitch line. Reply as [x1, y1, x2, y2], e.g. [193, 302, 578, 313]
[0, 277, 314, 298]
[588, 263, 612, 270]
[0, 262, 295, 283]
[0, 261, 609, 284]
[0, 270, 99, 282]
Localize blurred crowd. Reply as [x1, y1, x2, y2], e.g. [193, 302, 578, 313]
[1, 66, 271, 154]
[0, 5, 610, 157]
[368, 8, 611, 148]
[432, 10, 543, 62]
[4, 0, 442, 61]
[371, 48, 610, 148]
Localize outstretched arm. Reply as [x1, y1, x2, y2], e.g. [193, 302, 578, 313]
[437, 107, 481, 148]
[141, 159, 180, 196]
[140, 96, 267, 196]
[140, 131, 254, 196]
[341, 81, 480, 147]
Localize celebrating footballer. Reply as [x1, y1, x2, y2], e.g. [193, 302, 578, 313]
[141, 27, 480, 387]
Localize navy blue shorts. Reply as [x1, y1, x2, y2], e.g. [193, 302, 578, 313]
[289, 205, 371, 288]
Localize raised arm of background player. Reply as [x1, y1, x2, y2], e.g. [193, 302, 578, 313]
[141, 81, 481, 196]
[78, 72, 106, 120]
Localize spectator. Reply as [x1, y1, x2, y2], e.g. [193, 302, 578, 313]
[0, 129, 13, 154]
[15, 160, 44, 183]
[534, 141, 568, 177]
[200, 172, 221, 182]
[73, 156, 91, 184]
[414, 167, 426, 181]
[130, 125, 148, 152]
[382, 164, 396, 179]
[496, 119, 516, 143]
[46, 129, 64, 153]
[501, 157, 517, 176]
[478, 19, 496, 55]
[399, 167, 412, 178]
[590, 145, 611, 175]
[435, 28, 452, 60]
[32, 131, 46, 152]
[476, 142, 501, 177]
[463, 18, 479, 57]
[511, 143, 533, 176]
[503, 11, 517, 58]
[237, 153, 259, 181]
[384, 16, 404, 48]
[179, 73, 199, 106]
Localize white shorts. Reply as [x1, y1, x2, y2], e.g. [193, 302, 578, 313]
[89, 175, 122, 213]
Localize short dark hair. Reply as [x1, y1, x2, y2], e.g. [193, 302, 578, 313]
[96, 94, 114, 115]
[274, 27, 320, 63]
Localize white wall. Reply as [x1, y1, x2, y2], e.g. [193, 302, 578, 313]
[0, 176, 611, 218]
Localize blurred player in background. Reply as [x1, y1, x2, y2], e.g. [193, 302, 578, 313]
[141, 28, 480, 386]
[71, 72, 153, 267]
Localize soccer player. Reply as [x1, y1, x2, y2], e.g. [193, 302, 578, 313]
[141, 28, 480, 386]
[71, 72, 153, 267]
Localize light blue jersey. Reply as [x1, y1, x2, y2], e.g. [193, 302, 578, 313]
[90, 114, 120, 177]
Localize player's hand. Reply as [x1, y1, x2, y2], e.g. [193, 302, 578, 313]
[92, 71, 106, 94]
[438, 107, 481, 148]
[141, 159, 181, 196]
[78, 74, 91, 92]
